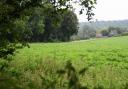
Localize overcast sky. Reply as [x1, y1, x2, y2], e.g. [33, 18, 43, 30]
[76, 0, 128, 22]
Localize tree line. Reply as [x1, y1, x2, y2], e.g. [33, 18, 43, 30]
[100, 26, 128, 37]
[10, 7, 79, 43]
[29, 9, 78, 42]
[71, 22, 128, 41]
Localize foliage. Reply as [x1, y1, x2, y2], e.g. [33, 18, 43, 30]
[120, 32, 128, 36]
[0, 0, 96, 58]
[100, 26, 128, 37]
[28, 10, 78, 42]
[108, 26, 128, 34]
[0, 16, 31, 58]
[100, 29, 109, 36]
[77, 24, 96, 40]
[58, 10, 79, 41]
[40, 9, 63, 42]
[57, 60, 89, 89]
[28, 7, 45, 42]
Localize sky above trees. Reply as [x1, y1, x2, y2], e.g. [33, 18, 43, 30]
[76, 0, 128, 22]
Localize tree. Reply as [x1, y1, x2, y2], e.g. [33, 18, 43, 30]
[32, 10, 78, 42]
[0, 0, 96, 24]
[58, 11, 79, 41]
[101, 29, 109, 36]
[78, 24, 96, 39]
[108, 27, 126, 36]
[41, 9, 63, 42]
[28, 7, 45, 42]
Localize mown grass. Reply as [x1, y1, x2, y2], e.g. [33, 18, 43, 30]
[1, 36, 128, 89]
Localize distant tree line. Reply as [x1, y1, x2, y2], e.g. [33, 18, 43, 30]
[79, 20, 128, 30]
[71, 24, 128, 41]
[71, 24, 96, 40]
[100, 26, 128, 37]
[78, 24, 96, 39]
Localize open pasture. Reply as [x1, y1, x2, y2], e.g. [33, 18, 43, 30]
[7, 36, 128, 89]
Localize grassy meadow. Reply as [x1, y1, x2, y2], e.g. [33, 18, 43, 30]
[1, 36, 128, 89]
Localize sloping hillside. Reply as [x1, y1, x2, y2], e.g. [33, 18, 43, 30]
[79, 20, 128, 30]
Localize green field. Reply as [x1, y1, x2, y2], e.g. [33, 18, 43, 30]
[2, 36, 128, 89]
